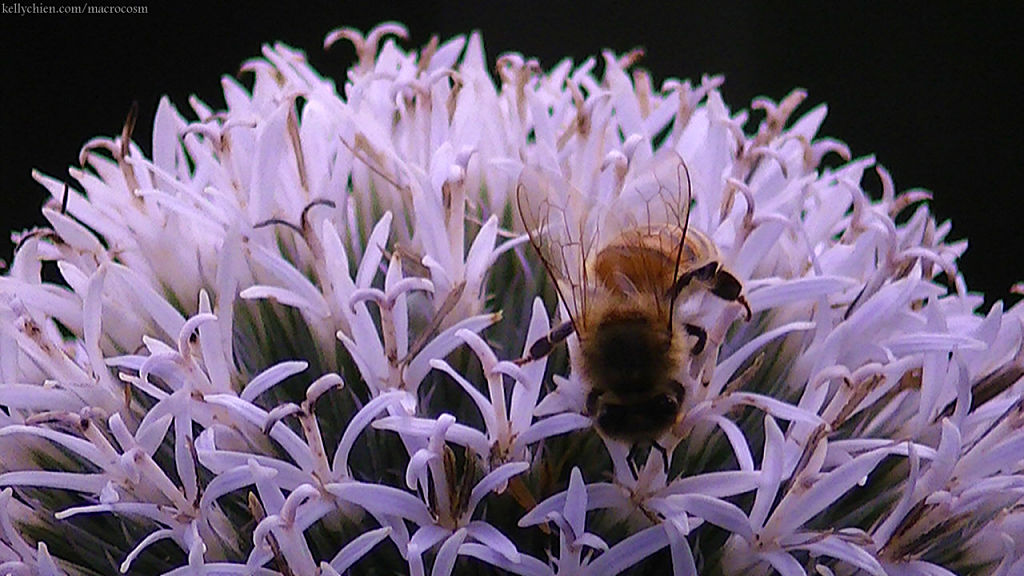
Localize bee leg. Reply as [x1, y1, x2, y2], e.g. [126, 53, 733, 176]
[684, 323, 707, 355]
[515, 320, 575, 365]
[626, 443, 643, 481]
[672, 261, 752, 320]
[708, 267, 752, 320]
[651, 441, 670, 473]
[668, 261, 717, 301]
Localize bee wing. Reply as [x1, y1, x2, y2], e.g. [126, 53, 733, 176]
[614, 151, 692, 245]
[517, 166, 599, 332]
[608, 152, 693, 303]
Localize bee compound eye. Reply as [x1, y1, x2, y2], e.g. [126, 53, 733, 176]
[670, 380, 685, 403]
[653, 393, 677, 412]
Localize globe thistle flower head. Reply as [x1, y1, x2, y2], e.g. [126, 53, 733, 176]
[1, 21, 1023, 576]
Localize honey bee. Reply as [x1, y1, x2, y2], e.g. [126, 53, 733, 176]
[516, 153, 750, 450]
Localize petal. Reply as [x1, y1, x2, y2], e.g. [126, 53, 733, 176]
[564, 467, 587, 541]
[431, 528, 468, 576]
[710, 321, 815, 395]
[459, 543, 551, 576]
[403, 312, 501, 389]
[664, 517, 698, 576]
[327, 526, 392, 574]
[762, 551, 806, 576]
[326, 481, 433, 526]
[767, 448, 889, 537]
[239, 361, 308, 402]
[799, 533, 885, 576]
[468, 461, 529, 513]
[515, 413, 591, 449]
[466, 521, 521, 563]
[583, 524, 667, 576]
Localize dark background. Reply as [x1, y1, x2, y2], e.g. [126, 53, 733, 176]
[1, 2, 1020, 309]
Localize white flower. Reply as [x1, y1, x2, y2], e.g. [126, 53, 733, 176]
[1, 20, 1022, 576]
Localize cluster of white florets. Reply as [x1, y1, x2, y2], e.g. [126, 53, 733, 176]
[1, 22, 1022, 576]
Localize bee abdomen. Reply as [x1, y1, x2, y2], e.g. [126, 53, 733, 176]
[582, 313, 673, 395]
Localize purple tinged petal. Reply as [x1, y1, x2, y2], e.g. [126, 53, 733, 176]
[724, 393, 823, 425]
[917, 419, 960, 497]
[349, 287, 387, 309]
[239, 361, 309, 402]
[54, 501, 172, 523]
[664, 517, 698, 576]
[565, 467, 587, 541]
[583, 524, 668, 576]
[429, 359, 497, 434]
[534, 374, 587, 417]
[711, 416, 755, 471]
[468, 461, 529, 514]
[35, 542, 64, 576]
[239, 285, 327, 317]
[600, 52, 644, 142]
[669, 494, 754, 541]
[197, 290, 232, 394]
[515, 413, 591, 449]
[431, 528, 467, 576]
[520, 482, 628, 527]
[327, 481, 433, 526]
[0, 471, 107, 494]
[459, 543, 552, 576]
[746, 276, 857, 313]
[403, 313, 501, 389]
[41, 208, 105, 255]
[173, 396, 198, 504]
[575, 532, 609, 553]
[152, 96, 182, 172]
[464, 215, 498, 287]
[385, 255, 410, 360]
[884, 333, 986, 356]
[202, 394, 314, 471]
[710, 321, 815, 395]
[108, 264, 186, 341]
[120, 528, 176, 573]
[375, 415, 490, 460]
[199, 461, 274, 513]
[750, 415, 785, 530]
[800, 534, 885, 576]
[0, 488, 38, 559]
[332, 390, 409, 474]
[327, 526, 392, 574]
[406, 448, 435, 492]
[305, 373, 344, 406]
[176, 312, 217, 357]
[408, 524, 451, 558]
[0, 384, 84, 412]
[661, 470, 761, 499]
[336, 330, 382, 394]
[247, 102, 288, 223]
[134, 412, 173, 456]
[762, 551, 806, 576]
[510, 298, 552, 434]
[356, 212, 392, 289]
[456, 329, 498, 371]
[161, 563, 279, 575]
[83, 265, 115, 392]
[0, 426, 104, 465]
[768, 448, 889, 538]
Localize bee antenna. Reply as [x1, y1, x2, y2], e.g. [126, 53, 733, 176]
[667, 155, 692, 332]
